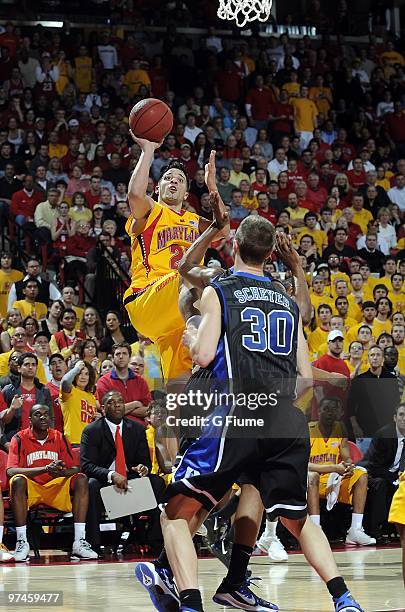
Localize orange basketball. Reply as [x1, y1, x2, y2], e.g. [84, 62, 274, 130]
[129, 98, 173, 143]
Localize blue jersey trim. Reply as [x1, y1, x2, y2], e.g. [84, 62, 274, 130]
[233, 271, 272, 282]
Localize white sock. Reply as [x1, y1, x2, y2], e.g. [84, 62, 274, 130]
[0, 525, 3, 544]
[16, 525, 27, 542]
[351, 513, 363, 531]
[310, 515, 320, 526]
[264, 519, 278, 538]
[74, 523, 86, 542]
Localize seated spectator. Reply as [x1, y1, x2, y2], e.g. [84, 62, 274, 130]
[99, 311, 136, 359]
[40, 300, 64, 339]
[0, 253, 23, 320]
[145, 399, 178, 485]
[360, 403, 405, 539]
[60, 359, 97, 446]
[32, 330, 51, 381]
[0, 351, 21, 389]
[49, 308, 84, 359]
[12, 278, 47, 321]
[0, 352, 52, 449]
[61, 286, 84, 324]
[96, 342, 150, 423]
[0, 309, 23, 352]
[6, 403, 97, 561]
[349, 345, 401, 439]
[0, 327, 47, 383]
[7, 257, 61, 311]
[78, 339, 99, 372]
[68, 192, 92, 223]
[323, 227, 356, 261]
[46, 353, 67, 433]
[80, 306, 104, 345]
[308, 397, 375, 545]
[80, 390, 165, 555]
[64, 221, 96, 283]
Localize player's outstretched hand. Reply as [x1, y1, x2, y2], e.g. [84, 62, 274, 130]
[210, 191, 229, 231]
[205, 150, 217, 192]
[275, 232, 301, 272]
[129, 129, 163, 151]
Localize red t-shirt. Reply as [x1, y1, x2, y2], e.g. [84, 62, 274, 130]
[258, 208, 277, 224]
[46, 381, 64, 433]
[96, 369, 151, 424]
[312, 354, 350, 419]
[306, 186, 328, 212]
[7, 427, 75, 484]
[19, 386, 37, 431]
[245, 87, 277, 121]
[346, 169, 366, 189]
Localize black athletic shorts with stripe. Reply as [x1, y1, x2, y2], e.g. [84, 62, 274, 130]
[166, 400, 310, 521]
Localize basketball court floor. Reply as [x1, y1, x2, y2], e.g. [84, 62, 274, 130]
[1, 547, 403, 611]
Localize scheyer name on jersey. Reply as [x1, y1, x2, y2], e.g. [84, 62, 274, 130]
[233, 287, 291, 309]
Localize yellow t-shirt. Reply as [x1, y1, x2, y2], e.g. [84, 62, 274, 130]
[380, 51, 405, 66]
[388, 290, 405, 315]
[126, 202, 201, 293]
[286, 206, 308, 223]
[347, 322, 373, 344]
[296, 228, 328, 255]
[0, 349, 47, 383]
[123, 69, 151, 96]
[309, 421, 345, 465]
[242, 195, 258, 210]
[60, 385, 97, 444]
[48, 143, 68, 159]
[351, 208, 373, 234]
[68, 207, 93, 224]
[372, 317, 392, 339]
[74, 56, 93, 93]
[290, 97, 318, 132]
[0, 268, 23, 317]
[12, 300, 47, 321]
[307, 326, 329, 359]
[375, 178, 391, 191]
[283, 82, 300, 100]
[309, 86, 332, 115]
[345, 359, 368, 376]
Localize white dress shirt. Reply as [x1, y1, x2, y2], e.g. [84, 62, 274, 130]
[390, 428, 405, 473]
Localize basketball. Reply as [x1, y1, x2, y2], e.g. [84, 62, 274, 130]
[129, 98, 173, 143]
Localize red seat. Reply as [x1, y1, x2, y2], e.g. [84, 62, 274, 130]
[0, 449, 9, 491]
[347, 441, 363, 463]
[71, 447, 80, 467]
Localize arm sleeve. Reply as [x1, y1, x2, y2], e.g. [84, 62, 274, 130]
[80, 425, 110, 483]
[138, 377, 152, 406]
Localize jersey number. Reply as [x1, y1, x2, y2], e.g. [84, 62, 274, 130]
[241, 307, 294, 355]
[169, 245, 185, 270]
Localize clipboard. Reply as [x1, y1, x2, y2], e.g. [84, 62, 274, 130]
[100, 477, 157, 519]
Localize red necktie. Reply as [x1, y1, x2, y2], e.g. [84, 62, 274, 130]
[115, 426, 126, 476]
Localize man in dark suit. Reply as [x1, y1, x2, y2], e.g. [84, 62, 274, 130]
[360, 403, 405, 539]
[80, 390, 165, 554]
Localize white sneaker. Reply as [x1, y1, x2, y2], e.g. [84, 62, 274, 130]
[268, 536, 288, 562]
[256, 534, 288, 562]
[346, 527, 376, 546]
[71, 538, 98, 560]
[13, 539, 30, 562]
[0, 543, 14, 562]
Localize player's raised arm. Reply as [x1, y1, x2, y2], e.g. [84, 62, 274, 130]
[188, 285, 222, 367]
[296, 314, 313, 398]
[178, 192, 228, 289]
[275, 232, 312, 325]
[127, 134, 161, 228]
[201, 151, 230, 238]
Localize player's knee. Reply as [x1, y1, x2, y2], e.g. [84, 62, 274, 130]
[73, 474, 88, 492]
[11, 476, 27, 494]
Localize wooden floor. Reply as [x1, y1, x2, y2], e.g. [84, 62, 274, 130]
[1, 548, 404, 611]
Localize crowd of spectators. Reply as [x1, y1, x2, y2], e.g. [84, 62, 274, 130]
[0, 19, 404, 560]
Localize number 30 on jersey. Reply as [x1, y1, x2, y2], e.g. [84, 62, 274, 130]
[241, 307, 294, 355]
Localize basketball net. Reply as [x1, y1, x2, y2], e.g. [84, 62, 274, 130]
[217, 0, 273, 28]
